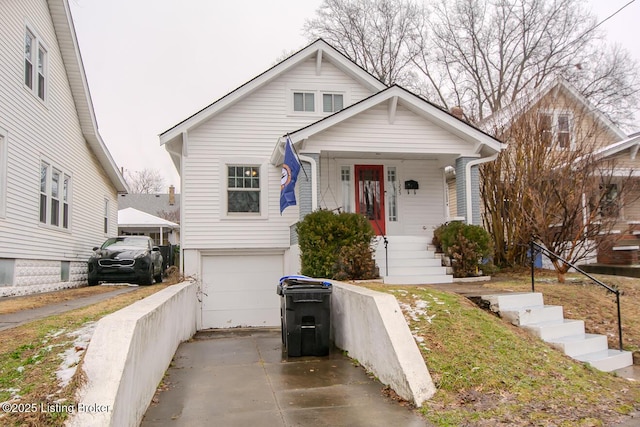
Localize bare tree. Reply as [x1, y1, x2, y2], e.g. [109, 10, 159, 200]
[304, 0, 640, 127]
[124, 168, 166, 194]
[481, 95, 639, 281]
[157, 208, 180, 224]
[417, 0, 640, 125]
[304, 0, 427, 86]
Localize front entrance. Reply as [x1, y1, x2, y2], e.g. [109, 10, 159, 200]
[355, 165, 385, 235]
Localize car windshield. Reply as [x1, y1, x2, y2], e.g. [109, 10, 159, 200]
[101, 237, 150, 250]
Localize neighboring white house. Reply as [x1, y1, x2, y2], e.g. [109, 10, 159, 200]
[160, 39, 505, 329]
[118, 207, 179, 246]
[0, 0, 127, 296]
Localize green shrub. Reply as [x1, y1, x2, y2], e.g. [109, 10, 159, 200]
[296, 210, 377, 280]
[433, 221, 493, 278]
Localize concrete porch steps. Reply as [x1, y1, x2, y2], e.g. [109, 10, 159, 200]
[374, 236, 453, 285]
[481, 293, 633, 372]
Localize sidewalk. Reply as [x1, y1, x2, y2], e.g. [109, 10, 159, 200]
[0, 285, 139, 331]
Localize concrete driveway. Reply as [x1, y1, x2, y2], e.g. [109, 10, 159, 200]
[141, 329, 430, 427]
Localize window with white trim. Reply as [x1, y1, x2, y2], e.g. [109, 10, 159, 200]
[103, 199, 109, 233]
[539, 111, 572, 149]
[341, 166, 351, 213]
[293, 92, 315, 112]
[227, 165, 261, 213]
[387, 167, 398, 222]
[39, 161, 71, 229]
[323, 93, 344, 113]
[24, 27, 47, 101]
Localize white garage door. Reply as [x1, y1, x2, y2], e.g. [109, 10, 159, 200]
[201, 253, 283, 329]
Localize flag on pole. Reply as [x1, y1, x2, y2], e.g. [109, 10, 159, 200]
[280, 137, 301, 214]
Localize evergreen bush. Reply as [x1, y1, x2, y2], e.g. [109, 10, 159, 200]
[433, 221, 493, 277]
[296, 210, 377, 280]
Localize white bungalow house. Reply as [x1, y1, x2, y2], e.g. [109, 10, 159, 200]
[160, 39, 505, 329]
[0, 0, 127, 296]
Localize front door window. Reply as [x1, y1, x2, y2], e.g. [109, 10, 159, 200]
[355, 165, 385, 235]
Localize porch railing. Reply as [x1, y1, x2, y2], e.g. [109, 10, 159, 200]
[529, 240, 624, 351]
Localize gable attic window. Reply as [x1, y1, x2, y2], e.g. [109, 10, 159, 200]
[227, 166, 260, 213]
[40, 161, 71, 229]
[24, 27, 47, 101]
[293, 92, 315, 112]
[323, 93, 344, 113]
[538, 111, 572, 149]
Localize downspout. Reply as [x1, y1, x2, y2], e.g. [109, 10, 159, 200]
[465, 153, 499, 224]
[297, 154, 318, 210]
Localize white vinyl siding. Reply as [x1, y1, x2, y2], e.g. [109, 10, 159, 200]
[304, 103, 472, 155]
[0, 0, 119, 261]
[181, 56, 375, 249]
[0, 128, 7, 218]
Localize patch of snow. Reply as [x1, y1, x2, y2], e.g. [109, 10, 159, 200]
[56, 322, 97, 388]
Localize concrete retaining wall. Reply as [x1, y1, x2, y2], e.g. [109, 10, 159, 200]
[330, 281, 436, 407]
[69, 281, 197, 427]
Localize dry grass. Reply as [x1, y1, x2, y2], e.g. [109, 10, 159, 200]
[360, 271, 640, 426]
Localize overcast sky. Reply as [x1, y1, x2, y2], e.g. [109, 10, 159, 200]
[68, 0, 640, 193]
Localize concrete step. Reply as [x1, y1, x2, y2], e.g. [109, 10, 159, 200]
[522, 319, 585, 340]
[546, 333, 609, 357]
[385, 258, 442, 268]
[574, 349, 634, 372]
[383, 274, 454, 285]
[384, 266, 449, 276]
[375, 249, 436, 260]
[501, 305, 564, 326]
[482, 293, 544, 312]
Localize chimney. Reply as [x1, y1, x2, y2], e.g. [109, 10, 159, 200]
[450, 106, 464, 120]
[169, 185, 175, 206]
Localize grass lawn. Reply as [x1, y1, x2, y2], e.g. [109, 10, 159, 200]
[362, 271, 640, 426]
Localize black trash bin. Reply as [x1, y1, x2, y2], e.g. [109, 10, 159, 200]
[278, 276, 332, 357]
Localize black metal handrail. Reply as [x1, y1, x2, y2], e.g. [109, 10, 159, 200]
[529, 240, 623, 351]
[371, 215, 389, 276]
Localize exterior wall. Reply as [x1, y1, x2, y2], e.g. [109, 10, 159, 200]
[181, 56, 376, 253]
[317, 157, 447, 238]
[0, 0, 119, 292]
[304, 103, 471, 155]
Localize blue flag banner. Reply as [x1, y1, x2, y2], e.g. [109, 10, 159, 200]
[280, 137, 301, 214]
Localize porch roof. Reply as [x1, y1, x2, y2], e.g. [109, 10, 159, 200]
[271, 85, 506, 166]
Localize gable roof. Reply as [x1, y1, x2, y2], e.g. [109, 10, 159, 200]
[47, 0, 128, 193]
[480, 78, 627, 141]
[159, 38, 387, 148]
[118, 192, 180, 216]
[118, 207, 179, 229]
[271, 85, 506, 164]
[594, 132, 640, 159]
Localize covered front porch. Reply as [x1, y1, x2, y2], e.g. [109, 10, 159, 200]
[272, 86, 505, 284]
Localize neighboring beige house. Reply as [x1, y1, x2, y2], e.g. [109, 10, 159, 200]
[160, 39, 504, 329]
[478, 78, 640, 265]
[0, 0, 127, 296]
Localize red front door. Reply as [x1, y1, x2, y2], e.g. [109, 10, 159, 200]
[355, 165, 385, 235]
